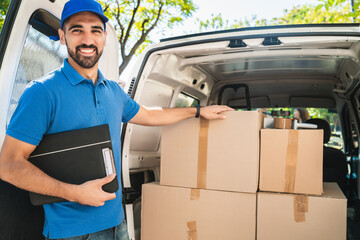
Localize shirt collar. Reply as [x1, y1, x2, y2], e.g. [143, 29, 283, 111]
[61, 58, 107, 86]
[97, 70, 107, 86]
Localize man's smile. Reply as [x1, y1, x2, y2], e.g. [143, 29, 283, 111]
[76, 45, 98, 56]
[67, 42, 103, 69]
[79, 48, 95, 54]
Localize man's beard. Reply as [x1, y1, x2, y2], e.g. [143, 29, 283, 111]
[67, 43, 103, 69]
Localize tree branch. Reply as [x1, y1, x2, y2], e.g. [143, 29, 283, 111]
[145, 2, 164, 36]
[113, 0, 126, 59]
[119, 1, 164, 75]
[141, 19, 149, 34]
[125, 2, 164, 64]
[103, 2, 110, 13]
[122, 0, 141, 48]
[115, 1, 125, 39]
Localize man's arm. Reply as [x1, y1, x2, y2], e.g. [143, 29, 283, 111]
[0, 135, 116, 207]
[129, 105, 234, 126]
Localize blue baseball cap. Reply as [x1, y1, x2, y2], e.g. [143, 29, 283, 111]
[50, 0, 109, 40]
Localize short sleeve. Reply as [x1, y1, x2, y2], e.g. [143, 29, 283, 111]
[119, 88, 140, 123]
[6, 81, 53, 146]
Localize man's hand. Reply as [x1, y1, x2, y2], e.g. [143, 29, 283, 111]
[200, 105, 234, 120]
[72, 174, 117, 207]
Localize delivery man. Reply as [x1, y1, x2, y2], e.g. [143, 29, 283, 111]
[0, 0, 233, 239]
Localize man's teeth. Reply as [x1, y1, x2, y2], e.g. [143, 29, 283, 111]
[79, 48, 95, 53]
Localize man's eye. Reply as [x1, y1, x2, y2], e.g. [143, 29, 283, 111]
[72, 29, 81, 33]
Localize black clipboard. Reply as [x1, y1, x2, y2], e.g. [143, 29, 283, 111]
[28, 124, 118, 206]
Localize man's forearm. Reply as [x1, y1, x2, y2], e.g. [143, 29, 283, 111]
[129, 105, 234, 126]
[144, 107, 197, 126]
[0, 156, 116, 206]
[0, 135, 116, 206]
[0, 156, 77, 202]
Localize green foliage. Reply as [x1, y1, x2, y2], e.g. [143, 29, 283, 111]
[273, 0, 354, 25]
[100, 0, 196, 75]
[264, 107, 337, 126]
[198, 13, 262, 31]
[198, 13, 245, 31]
[0, 0, 10, 32]
[175, 93, 198, 107]
[307, 108, 340, 133]
[0, 0, 195, 76]
[307, 108, 330, 119]
[198, 0, 360, 31]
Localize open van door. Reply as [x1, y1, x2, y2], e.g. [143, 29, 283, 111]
[0, 0, 119, 238]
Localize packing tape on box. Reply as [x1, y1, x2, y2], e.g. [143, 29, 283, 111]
[197, 118, 209, 189]
[284, 130, 299, 193]
[294, 195, 309, 222]
[187, 221, 198, 240]
[190, 189, 201, 200]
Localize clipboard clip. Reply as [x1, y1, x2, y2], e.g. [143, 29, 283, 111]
[102, 148, 116, 176]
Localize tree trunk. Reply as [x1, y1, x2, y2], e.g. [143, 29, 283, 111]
[119, 55, 132, 77]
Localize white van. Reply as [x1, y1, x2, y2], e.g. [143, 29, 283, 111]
[1, 0, 359, 239]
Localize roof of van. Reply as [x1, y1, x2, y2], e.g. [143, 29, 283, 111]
[160, 23, 360, 43]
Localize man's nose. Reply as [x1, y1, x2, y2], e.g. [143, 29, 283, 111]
[81, 32, 95, 45]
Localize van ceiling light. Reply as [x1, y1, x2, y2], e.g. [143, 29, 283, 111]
[228, 39, 247, 48]
[262, 36, 282, 46]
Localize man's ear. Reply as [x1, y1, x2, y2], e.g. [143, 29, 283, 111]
[58, 28, 66, 45]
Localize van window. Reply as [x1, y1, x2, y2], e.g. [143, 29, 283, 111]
[260, 107, 343, 150]
[175, 93, 199, 108]
[306, 108, 343, 149]
[7, 25, 67, 124]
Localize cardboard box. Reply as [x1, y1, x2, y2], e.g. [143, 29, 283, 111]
[141, 182, 256, 240]
[161, 111, 262, 193]
[257, 183, 347, 240]
[260, 129, 323, 195]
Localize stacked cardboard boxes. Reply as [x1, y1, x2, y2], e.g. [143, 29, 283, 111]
[160, 111, 262, 192]
[141, 111, 347, 240]
[260, 128, 323, 195]
[257, 182, 346, 240]
[141, 182, 256, 240]
[142, 111, 262, 240]
[258, 128, 347, 240]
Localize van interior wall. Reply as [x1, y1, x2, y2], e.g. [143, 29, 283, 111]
[127, 47, 355, 172]
[128, 53, 216, 240]
[126, 53, 214, 175]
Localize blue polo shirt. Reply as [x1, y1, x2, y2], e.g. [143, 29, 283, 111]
[6, 59, 140, 239]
